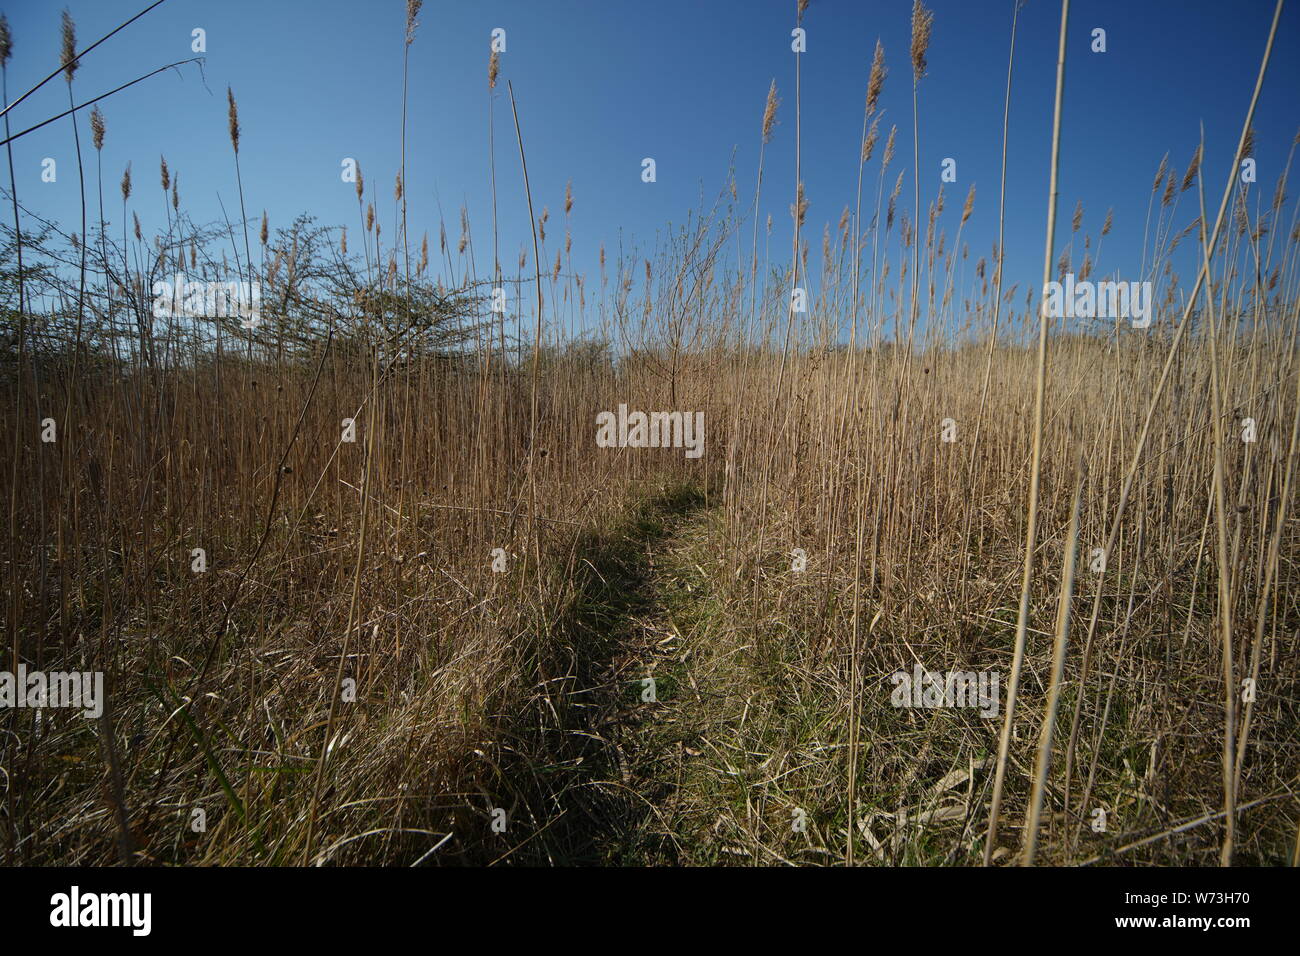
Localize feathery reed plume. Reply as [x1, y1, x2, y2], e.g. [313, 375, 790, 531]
[887, 170, 903, 229]
[394, 171, 402, 202]
[227, 86, 240, 153]
[60, 10, 77, 83]
[1241, 124, 1255, 159]
[1101, 207, 1113, 235]
[762, 79, 780, 142]
[910, 0, 934, 81]
[340, 225, 347, 255]
[867, 39, 886, 115]
[0, 15, 11, 68]
[797, 0, 809, 20]
[420, 232, 428, 272]
[961, 183, 975, 224]
[120, 162, 131, 201]
[89, 105, 104, 151]
[862, 115, 880, 163]
[260, 211, 268, 245]
[405, 0, 422, 46]
[1152, 154, 1168, 192]
[1162, 168, 1176, 206]
[1072, 200, 1082, 233]
[354, 161, 364, 202]
[171, 173, 178, 211]
[488, 49, 499, 89]
[791, 181, 807, 227]
[133, 211, 141, 241]
[160, 155, 169, 192]
[1182, 144, 1202, 191]
[565, 180, 574, 215]
[883, 124, 896, 166]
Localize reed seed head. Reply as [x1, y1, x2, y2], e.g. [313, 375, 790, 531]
[862, 115, 880, 163]
[790, 181, 807, 228]
[866, 40, 886, 115]
[910, 0, 933, 83]
[60, 10, 76, 83]
[160, 155, 169, 192]
[565, 180, 574, 215]
[1152, 154, 1168, 193]
[260, 211, 269, 245]
[1181, 145, 1201, 192]
[488, 49, 499, 89]
[227, 87, 240, 153]
[762, 79, 780, 143]
[90, 105, 105, 151]
[0, 15, 12, 69]
[887, 171, 903, 229]
[405, 0, 423, 46]
[120, 162, 131, 202]
[961, 184, 975, 225]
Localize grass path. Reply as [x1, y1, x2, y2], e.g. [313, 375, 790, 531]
[534, 480, 1005, 867]
[531, 481, 845, 865]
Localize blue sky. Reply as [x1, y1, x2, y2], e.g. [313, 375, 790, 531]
[2, 0, 1298, 342]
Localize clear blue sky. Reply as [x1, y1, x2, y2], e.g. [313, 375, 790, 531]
[3, 0, 1298, 342]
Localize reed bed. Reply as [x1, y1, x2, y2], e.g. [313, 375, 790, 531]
[1, 0, 1297, 866]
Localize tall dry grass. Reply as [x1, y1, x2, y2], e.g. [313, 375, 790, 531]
[0, 0, 1297, 866]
